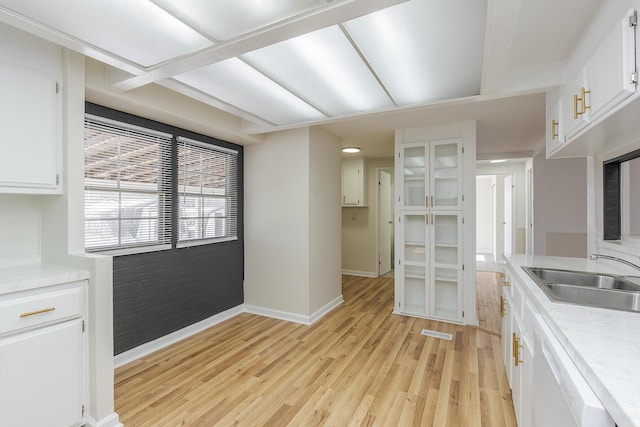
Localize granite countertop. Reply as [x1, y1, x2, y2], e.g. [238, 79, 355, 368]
[506, 254, 640, 427]
[0, 258, 90, 295]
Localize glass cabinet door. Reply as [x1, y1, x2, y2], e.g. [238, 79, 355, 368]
[402, 213, 427, 315]
[402, 144, 427, 209]
[430, 213, 462, 321]
[430, 139, 461, 210]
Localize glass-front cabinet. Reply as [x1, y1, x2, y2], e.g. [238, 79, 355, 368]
[400, 139, 462, 210]
[398, 212, 462, 322]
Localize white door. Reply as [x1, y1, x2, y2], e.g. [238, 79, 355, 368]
[504, 175, 513, 256]
[379, 170, 393, 275]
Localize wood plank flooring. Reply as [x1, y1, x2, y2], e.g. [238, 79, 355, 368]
[476, 271, 503, 336]
[115, 273, 516, 426]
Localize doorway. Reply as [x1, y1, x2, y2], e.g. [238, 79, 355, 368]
[476, 173, 513, 272]
[377, 168, 394, 276]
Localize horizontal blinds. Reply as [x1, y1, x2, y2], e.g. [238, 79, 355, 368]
[84, 116, 173, 251]
[177, 136, 238, 242]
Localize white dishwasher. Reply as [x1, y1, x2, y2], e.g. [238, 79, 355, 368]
[532, 315, 615, 427]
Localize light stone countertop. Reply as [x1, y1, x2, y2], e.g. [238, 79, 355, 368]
[505, 254, 640, 427]
[0, 259, 89, 296]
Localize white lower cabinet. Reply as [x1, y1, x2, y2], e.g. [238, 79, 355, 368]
[0, 281, 87, 426]
[501, 267, 534, 427]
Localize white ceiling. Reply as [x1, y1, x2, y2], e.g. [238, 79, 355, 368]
[0, 0, 604, 158]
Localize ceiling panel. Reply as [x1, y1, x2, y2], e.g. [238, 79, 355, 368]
[343, 0, 487, 106]
[151, 0, 328, 42]
[173, 58, 326, 126]
[0, 0, 212, 67]
[242, 25, 395, 117]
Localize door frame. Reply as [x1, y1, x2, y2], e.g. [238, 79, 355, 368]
[376, 167, 394, 276]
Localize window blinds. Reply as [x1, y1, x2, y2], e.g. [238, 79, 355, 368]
[177, 136, 238, 244]
[84, 115, 173, 251]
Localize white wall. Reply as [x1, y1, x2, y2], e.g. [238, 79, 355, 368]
[0, 195, 40, 258]
[244, 128, 310, 315]
[533, 152, 588, 256]
[244, 127, 342, 321]
[309, 127, 342, 314]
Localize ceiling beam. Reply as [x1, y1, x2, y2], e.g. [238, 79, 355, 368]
[109, 0, 411, 91]
[480, 0, 523, 95]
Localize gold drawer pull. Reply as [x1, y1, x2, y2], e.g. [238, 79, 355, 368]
[503, 281, 510, 287]
[20, 307, 56, 318]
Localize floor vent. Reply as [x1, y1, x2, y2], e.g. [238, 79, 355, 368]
[421, 329, 453, 340]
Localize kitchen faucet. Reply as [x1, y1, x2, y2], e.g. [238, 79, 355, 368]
[589, 253, 640, 273]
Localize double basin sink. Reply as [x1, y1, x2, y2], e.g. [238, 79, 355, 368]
[522, 267, 640, 313]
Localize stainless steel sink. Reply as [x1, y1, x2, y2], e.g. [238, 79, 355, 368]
[522, 267, 640, 313]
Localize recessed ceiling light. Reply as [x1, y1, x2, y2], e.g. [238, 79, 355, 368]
[342, 147, 361, 153]
[490, 159, 507, 163]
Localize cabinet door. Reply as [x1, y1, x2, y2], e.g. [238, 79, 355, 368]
[0, 59, 60, 194]
[430, 139, 462, 210]
[0, 319, 84, 426]
[586, 8, 637, 123]
[342, 157, 365, 206]
[399, 213, 428, 316]
[429, 212, 462, 321]
[545, 94, 564, 157]
[501, 285, 514, 384]
[561, 69, 590, 140]
[400, 143, 428, 210]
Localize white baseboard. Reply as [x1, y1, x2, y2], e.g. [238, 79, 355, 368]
[309, 295, 344, 324]
[84, 412, 122, 427]
[114, 305, 244, 368]
[244, 304, 311, 324]
[115, 296, 344, 366]
[341, 269, 377, 278]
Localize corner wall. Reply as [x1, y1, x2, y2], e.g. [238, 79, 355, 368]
[244, 127, 342, 323]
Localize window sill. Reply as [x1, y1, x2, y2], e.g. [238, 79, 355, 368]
[176, 236, 238, 249]
[88, 244, 172, 257]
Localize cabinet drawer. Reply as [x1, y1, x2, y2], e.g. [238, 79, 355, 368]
[0, 284, 84, 336]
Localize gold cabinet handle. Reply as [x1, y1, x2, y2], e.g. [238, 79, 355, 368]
[503, 281, 510, 287]
[514, 334, 524, 366]
[425, 195, 429, 208]
[575, 86, 591, 118]
[430, 195, 434, 207]
[500, 296, 506, 317]
[551, 119, 559, 140]
[20, 307, 56, 318]
[581, 87, 591, 114]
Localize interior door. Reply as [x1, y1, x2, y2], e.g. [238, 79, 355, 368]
[504, 175, 513, 256]
[379, 170, 393, 275]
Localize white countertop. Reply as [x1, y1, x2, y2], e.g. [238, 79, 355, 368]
[506, 254, 640, 427]
[0, 260, 89, 295]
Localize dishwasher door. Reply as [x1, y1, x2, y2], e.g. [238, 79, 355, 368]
[532, 315, 615, 427]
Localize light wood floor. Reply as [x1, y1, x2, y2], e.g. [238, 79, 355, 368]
[115, 273, 515, 426]
[476, 271, 503, 336]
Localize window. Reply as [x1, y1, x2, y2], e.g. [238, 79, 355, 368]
[603, 148, 640, 240]
[84, 114, 239, 252]
[178, 137, 238, 244]
[84, 116, 172, 251]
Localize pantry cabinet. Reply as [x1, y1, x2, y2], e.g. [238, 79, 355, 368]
[394, 122, 474, 325]
[0, 280, 87, 426]
[398, 211, 462, 321]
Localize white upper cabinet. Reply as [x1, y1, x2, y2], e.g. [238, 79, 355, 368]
[341, 157, 366, 206]
[550, 8, 637, 157]
[545, 94, 564, 157]
[0, 24, 62, 194]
